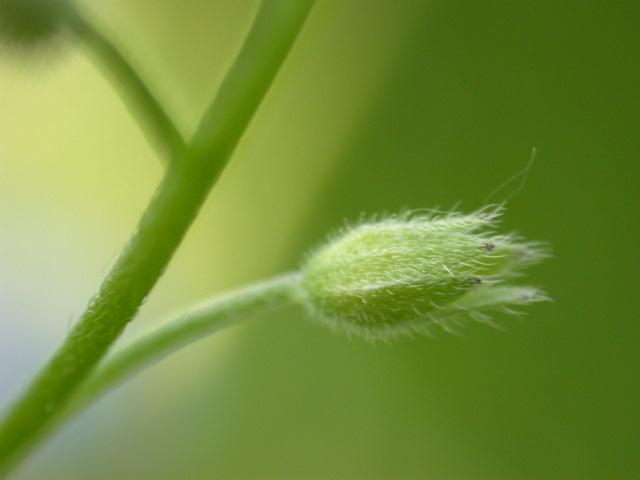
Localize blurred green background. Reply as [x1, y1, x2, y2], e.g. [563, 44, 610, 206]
[1, 1, 638, 479]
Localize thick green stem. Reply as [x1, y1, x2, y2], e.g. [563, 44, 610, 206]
[0, 0, 315, 475]
[190, 0, 316, 166]
[70, 272, 302, 419]
[0, 160, 213, 476]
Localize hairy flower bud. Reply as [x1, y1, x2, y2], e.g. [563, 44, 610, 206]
[300, 207, 547, 340]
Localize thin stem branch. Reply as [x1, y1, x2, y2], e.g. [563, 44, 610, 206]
[0, 1, 315, 476]
[70, 10, 187, 161]
[69, 272, 302, 420]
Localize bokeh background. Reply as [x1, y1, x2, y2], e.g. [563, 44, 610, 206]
[1, 1, 638, 479]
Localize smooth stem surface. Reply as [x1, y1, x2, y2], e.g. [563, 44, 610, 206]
[70, 272, 302, 420]
[71, 10, 187, 161]
[190, 0, 316, 163]
[0, 0, 315, 475]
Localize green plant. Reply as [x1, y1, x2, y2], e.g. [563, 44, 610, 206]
[0, 1, 547, 477]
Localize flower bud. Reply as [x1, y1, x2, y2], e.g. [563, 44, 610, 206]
[300, 207, 547, 340]
[0, 0, 76, 48]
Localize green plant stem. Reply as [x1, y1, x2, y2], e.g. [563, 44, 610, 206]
[69, 272, 302, 420]
[70, 9, 187, 161]
[0, 0, 315, 476]
[189, 0, 316, 167]
[0, 160, 213, 477]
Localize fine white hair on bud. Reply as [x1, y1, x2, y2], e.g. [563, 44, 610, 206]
[299, 206, 548, 341]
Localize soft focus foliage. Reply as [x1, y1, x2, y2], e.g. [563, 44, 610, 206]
[0, 0, 74, 47]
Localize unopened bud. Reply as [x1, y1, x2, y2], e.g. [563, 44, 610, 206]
[0, 0, 76, 48]
[300, 207, 547, 340]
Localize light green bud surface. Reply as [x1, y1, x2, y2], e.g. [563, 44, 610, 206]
[300, 208, 547, 340]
